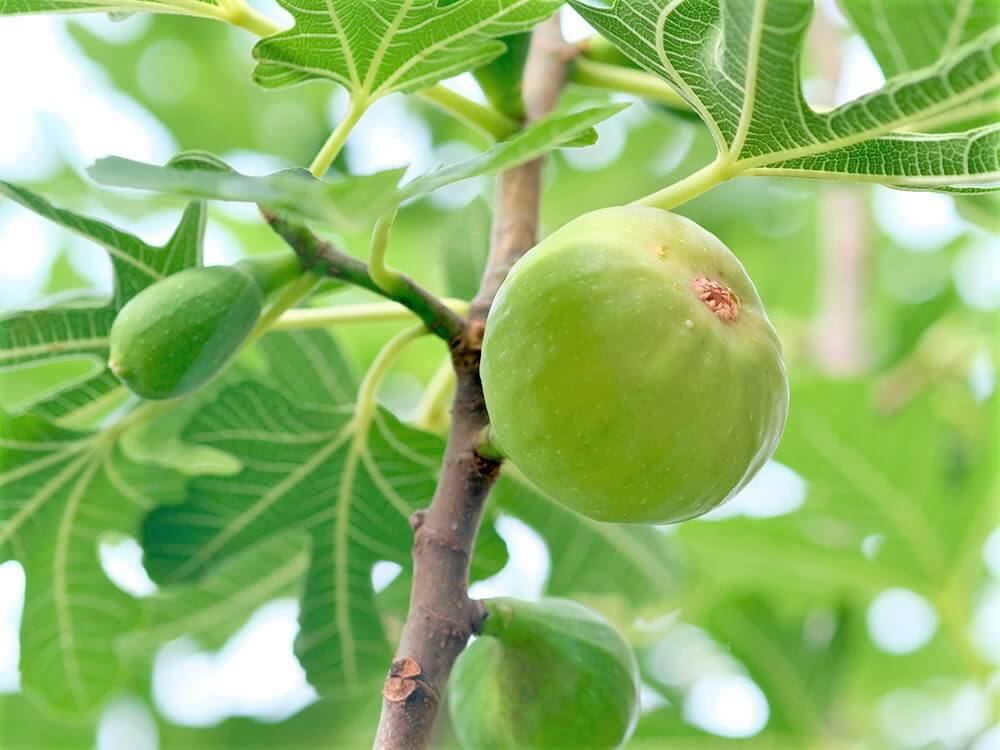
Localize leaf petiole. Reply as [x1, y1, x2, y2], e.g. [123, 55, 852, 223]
[418, 85, 520, 142]
[353, 323, 428, 427]
[634, 157, 734, 211]
[571, 56, 690, 112]
[411, 356, 456, 433]
[309, 97, 367, 178]
[367, 209, 405, 295]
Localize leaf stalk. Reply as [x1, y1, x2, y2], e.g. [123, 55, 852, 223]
[418, 85, 521, 141]
[309, 97, 367, 178]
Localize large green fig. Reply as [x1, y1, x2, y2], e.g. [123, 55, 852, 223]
[449, 597, 640, 750]
[481, 206, 788, 524]
[109, 265, 263, 400]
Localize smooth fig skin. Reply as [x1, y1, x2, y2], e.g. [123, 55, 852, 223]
[448, 597, 640, 750]
[481, 206, 788, 524]
[108, 265, 263, 400]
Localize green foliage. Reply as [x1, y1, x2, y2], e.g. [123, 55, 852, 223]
[0, 410, 185, 713]
[88, 104, 626, 225]
[88, 151, 406, 232]
[571, 0, 1000, 191]
[0, 0, 996, 747]
[140, 330, 507, 694]
[252, 0, 562, 101]
[0, 184, 205, 421]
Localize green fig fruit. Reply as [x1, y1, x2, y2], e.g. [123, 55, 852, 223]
[481, 206, 788, 523]
[108, 265, 263, 400]
[449, 597, 640, 750]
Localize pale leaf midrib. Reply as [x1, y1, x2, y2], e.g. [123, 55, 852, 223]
[943, 0, 975, 55]
[126, 552, 308, 649]
[323, 0, 359, 87]
[334, 430, 364, 686]
[361, 0, 415, 95]
[727, 0, 767, 160]
[0, 336, 109, 363]
[376, 0, 535, 97]
[745, 165, 1000, 186]
[54, 455, 103, 707]
[0, 448, 92, 546]
[654, 0, 728, 152]
[169, 427, 353, 580]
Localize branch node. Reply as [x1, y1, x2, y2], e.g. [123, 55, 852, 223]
[409, 509, 426, 532]
[383, 657, 440, 705]
[414, 527, 467, 557]
[464, 317, 486, 351]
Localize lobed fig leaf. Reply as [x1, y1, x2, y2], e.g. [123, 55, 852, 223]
[481, 206, 788, 524]
[448, 597, 640, 750]
[108, 265, 263, 400]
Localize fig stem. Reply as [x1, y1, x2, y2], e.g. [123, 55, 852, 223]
[271, 299, 470, 331]
[418, 85, 520, 142]
[634, 157, 733, 211]
[309, 96, 366, 178]
[245, 271, 322, 350]
[474, 426, 505, 462]
[411, 357, 458, 433]
[478, 599, 514, 638]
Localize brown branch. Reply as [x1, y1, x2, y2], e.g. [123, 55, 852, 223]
[261, 208, 465, 343]
[372, 16, 573, 750]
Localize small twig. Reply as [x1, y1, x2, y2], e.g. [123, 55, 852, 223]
[260, 208, 465, 343]
[372, 15, 573, 750]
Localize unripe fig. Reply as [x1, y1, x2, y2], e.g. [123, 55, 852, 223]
[481, 206, 788, 524]
[448, 597, 640, 750]
[109, 265, 263, 400]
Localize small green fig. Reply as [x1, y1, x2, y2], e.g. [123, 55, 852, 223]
[109, 265, 263, 400]
[481, 206, 788, 524]
[448, 597, 640, 750]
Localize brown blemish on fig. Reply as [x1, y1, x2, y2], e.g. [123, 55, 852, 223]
[652, 244, 668, 260]
[692, 276, 739, 321]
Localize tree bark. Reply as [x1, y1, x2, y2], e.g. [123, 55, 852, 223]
[372, 16, 572, 750]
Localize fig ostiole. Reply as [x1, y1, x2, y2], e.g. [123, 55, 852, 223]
[481, 206, 788, 524]
[109, 264, 265, 400]
[448, 597, 640, 750]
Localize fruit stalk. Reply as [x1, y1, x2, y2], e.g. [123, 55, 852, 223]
[372, 16, 573, 750]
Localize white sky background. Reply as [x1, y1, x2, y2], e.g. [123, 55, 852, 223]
[0, 5, 998, 748]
